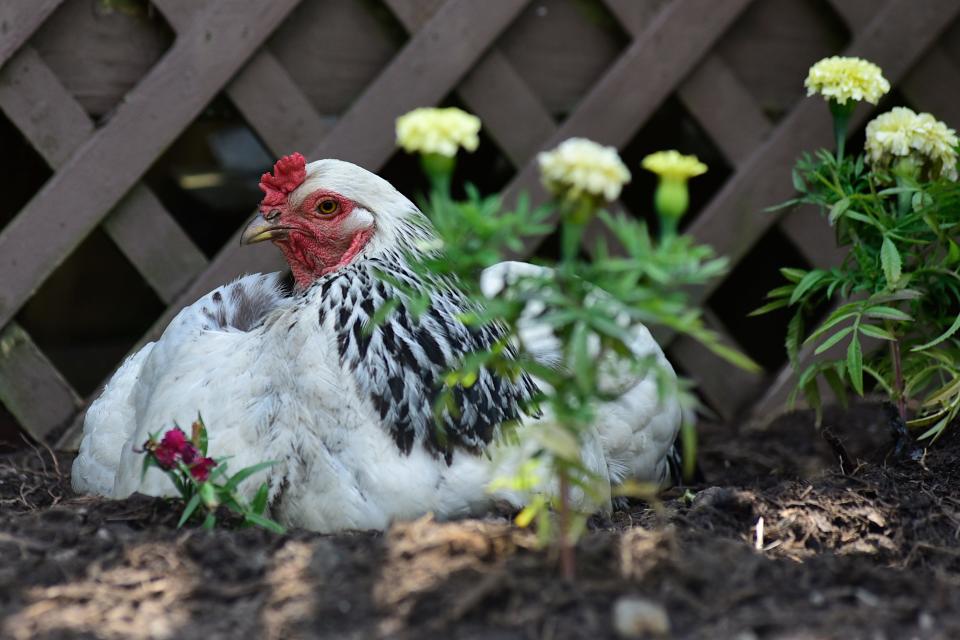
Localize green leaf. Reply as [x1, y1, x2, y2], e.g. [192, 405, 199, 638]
[786, 313, 803, 368]
[847, 337, 864, 396]
[199, 414, 209, 455]
[828, 197, 850, 224]
[780, 268, 807, 283]
[823, 365, 849, 408]
[912, 312, 960, 352]
[880, 237, 902, 289]
[814, 325, 854, 354]
[202, 513, 217, 530]
[789, 270, 827, 305]
[792, 168, 806, 193]
[244, 512, 286, 534]
[251, 482, 270, 515]
[749, 299, 790, 316]
[140, 452, 154, 483]
[703, 340, 762, 373]
[805, 310, 858, 344]
[803, 376, 823, 426]
[177, 493, 202, 529]
[223, 461, 279, 494]
[570, 321, 591, 391]
[857, 324, 896, 341]
[200, 481, 218, 508]
[863, 306, 913, 322]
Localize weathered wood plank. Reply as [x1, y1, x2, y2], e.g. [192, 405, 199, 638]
[0, 46, 91, 163]
[900, 45, 960, 127]
[311, 0, 530, 168]
[226, 52, 333, 157]
[502, 0, 754, 238]
[0, 0, 301, 328]
[384, 0, 554, 166]
[0, 46, 207, 303]
[153, 0, 330, 158]
[0, 323, 81, 441]
[683, 0, 960, 306]
[669, 312, 763, 421]
[606, 0, 771, 168]
[100, 186, 209, 302]
[676, 55, 772, 168]
[779, 206, 846, 269]
[0, 0, 62, 68]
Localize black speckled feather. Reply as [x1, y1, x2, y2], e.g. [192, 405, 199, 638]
[314, 253, 539, 463]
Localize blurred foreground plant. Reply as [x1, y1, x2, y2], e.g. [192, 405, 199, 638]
[757, 56, 960, 440]
[392, 108, 757, 578]
[139, 416, 285, 533]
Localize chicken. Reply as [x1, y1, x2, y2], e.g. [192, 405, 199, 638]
[71, 154, 684, 532]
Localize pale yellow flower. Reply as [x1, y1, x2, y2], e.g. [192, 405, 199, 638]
[537, 138, 631, 202]
[866, 107, 958, 181]
[395, 107, 481, 157]
[640, 150, 707, 181]
[805, 56, 890, 105]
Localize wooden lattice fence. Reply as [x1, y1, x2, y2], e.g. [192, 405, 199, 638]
[0, 0, 959, 449]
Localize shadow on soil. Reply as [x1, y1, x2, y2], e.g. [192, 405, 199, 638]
[2, 403, 959, 639]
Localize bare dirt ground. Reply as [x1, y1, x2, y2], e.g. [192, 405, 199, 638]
[2, 404, 959, 639]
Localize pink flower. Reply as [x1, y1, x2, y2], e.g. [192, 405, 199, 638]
[189, 457, 217, 482]
[160, 427, 189, 452]
[152, 428, 199, 470]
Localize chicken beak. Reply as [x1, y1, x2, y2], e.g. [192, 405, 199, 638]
[241, 212, 285, 245]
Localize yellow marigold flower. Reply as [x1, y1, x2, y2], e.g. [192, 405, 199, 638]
[866, 107, 958, 181]
[395, 107, 481, 157]
[640, 150, 707, 182]
[537, 138, 631, 202]
[805, 56, 890, 105]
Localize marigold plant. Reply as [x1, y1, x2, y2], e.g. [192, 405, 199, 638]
[389, 108, 757, 578]
[758, 57, 960, 441]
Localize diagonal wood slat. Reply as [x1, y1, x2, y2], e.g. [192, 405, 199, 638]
[0, 46, 208, 304]
[385, 0, 556, 166]
[152, 0, 331, 158]
[0, 323, 80, 440]
[0, 0, 302, 329]
[0, 0, 62, 68]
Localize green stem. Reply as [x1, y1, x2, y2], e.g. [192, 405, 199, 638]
[560, 216, 585, 266]
[829, 100, 854, 164]
[557, 467, 575, 581]
[890, 334, 907, 421]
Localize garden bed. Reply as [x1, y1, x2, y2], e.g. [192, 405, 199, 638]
[2, 404, 959, 639]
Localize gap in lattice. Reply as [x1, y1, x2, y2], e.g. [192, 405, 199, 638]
[142, 94, 274, 258]
[497, 0, 629, 119]
[0, 401, 24, 453]
[268, 0, 408, 117]
[708, 225, 814, 373]
[32, 0, 174, 122]
[619, 95, 733, 233]
[15, 229, 164, 397]
[715, 0, 850, 123]
[0, 110, 51, 231]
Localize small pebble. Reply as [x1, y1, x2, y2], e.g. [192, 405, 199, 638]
[613, 596, 670, 638]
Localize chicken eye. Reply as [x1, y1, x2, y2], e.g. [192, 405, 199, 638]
[316, 199, 339, 216]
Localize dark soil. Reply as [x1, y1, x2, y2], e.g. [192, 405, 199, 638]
[2, 404, 960, 639]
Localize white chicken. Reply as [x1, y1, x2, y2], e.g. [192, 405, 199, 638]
[71, 154, 684, 532]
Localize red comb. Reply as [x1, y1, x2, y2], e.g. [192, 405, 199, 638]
[259, 152, 307, 207]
